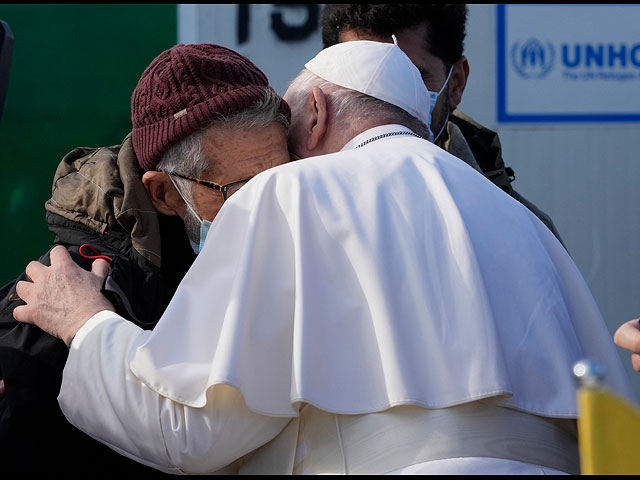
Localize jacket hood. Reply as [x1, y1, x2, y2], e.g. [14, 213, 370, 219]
[45, 134, 163, 267]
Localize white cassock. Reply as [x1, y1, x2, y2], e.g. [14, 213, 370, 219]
[59, 124, 635, 475]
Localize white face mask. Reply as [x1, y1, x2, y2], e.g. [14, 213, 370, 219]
[427, 66, 454, 143]
[169, 175, 212, 255]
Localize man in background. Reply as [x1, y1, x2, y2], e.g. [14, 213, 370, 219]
[320, 4, 564, 244]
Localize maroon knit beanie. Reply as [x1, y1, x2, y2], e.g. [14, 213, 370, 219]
[131, 43, 291, 171]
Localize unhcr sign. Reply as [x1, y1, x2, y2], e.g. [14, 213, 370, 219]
[497, 4, 640, 123]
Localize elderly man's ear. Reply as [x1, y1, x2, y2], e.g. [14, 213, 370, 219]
[142, 171, 185, 217]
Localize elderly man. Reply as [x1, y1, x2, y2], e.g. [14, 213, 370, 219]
[320, 4, 564, 245]
[0, 43, 290, 476]
[14, 40, 634, 474]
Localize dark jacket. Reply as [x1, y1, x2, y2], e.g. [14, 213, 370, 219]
[0, 134, 195, 476]
[442, 110, 565, 246]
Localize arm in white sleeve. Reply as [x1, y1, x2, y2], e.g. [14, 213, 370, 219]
[58, 311, 292, 474]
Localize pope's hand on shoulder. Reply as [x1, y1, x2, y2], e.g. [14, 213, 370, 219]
[13, 245, 115, 346]
[614, 318, 640, 372]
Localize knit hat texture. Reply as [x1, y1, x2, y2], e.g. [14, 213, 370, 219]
[131, 43, 290, 171]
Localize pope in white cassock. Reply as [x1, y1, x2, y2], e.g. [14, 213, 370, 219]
[14, 39, 635, 475]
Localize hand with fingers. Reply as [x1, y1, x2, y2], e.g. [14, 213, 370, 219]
[13, 245, 115, 346]
[614, 318, 640, 372]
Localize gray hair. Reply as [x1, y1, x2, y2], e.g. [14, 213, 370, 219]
[155, 88, 289, 245]
[286, 69, 429, 140]
[156, 88, 290, 200]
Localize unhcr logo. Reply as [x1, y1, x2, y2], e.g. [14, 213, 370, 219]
[511, 38, 555, 79]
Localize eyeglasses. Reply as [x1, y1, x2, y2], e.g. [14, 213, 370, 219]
[170, 172, 253, 201]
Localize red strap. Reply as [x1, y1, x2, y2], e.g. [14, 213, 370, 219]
[78, 244, 113, 262]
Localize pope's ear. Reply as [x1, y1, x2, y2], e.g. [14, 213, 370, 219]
[142, 171, 184, 217]
[306, 86, 328, 152]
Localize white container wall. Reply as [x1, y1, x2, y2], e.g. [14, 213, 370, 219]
[463, 5, 640, 396]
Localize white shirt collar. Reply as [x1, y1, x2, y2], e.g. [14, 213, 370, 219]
[341, 124, 419, 152]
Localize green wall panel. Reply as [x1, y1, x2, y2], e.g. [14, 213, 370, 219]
[0, 4, 176, 284]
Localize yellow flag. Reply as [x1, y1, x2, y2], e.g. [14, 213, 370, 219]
[578, 385, 640, 474]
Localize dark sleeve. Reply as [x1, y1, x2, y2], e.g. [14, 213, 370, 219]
[0, 248, 71, 473]
[0, 247, 168, 476]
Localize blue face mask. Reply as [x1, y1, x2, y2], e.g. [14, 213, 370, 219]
[427, 66, 454, 143]
[188, 219, 212, 255]
[169, 175, 212, 255]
